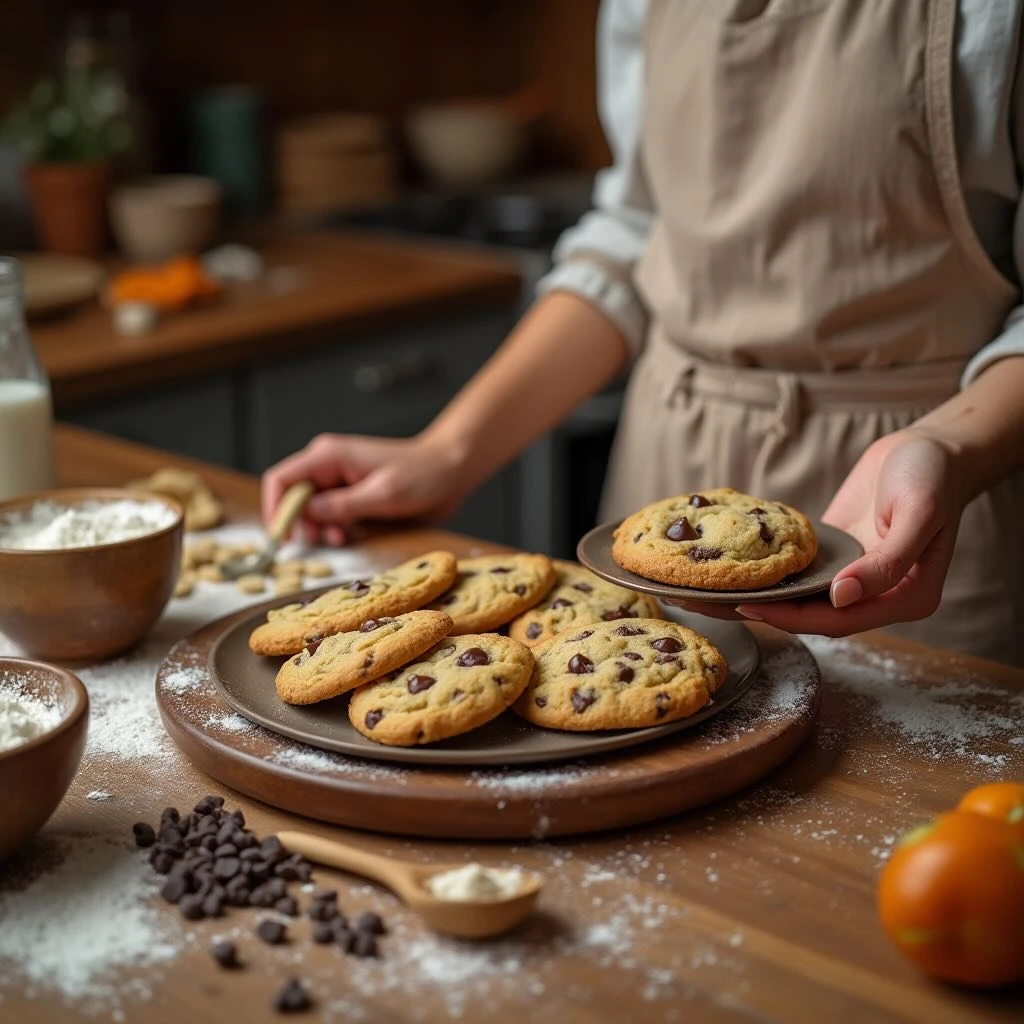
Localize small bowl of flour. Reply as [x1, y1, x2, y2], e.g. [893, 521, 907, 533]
[0, 487, 185, 660]
[0, 657, 89, 861]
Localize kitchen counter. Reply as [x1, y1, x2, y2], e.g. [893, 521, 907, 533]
[33, 231, 522, 411]
[4, 424, 1021, 1023]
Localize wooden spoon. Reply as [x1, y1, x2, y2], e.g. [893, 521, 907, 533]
[218, 481, 313, 580]
[277, 830, 542, 939]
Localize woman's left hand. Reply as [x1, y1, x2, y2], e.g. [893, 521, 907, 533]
[676, 429, 967, 636]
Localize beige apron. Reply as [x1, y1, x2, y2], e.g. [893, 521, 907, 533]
[601, 0, 1024, 665]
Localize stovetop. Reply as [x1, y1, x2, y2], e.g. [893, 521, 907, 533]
[321, 175, 595, 251]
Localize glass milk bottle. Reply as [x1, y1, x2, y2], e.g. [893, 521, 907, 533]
[0, 257, 56, 500]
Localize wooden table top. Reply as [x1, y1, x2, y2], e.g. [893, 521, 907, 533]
[1, 424, 1019, 1024]
[31, 230, 522, 410]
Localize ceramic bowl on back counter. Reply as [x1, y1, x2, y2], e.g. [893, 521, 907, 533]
[0, 657, 88, 861]
[0, 488, 184, 661]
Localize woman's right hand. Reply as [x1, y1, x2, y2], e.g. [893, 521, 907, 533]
[260, 432, 471, 547]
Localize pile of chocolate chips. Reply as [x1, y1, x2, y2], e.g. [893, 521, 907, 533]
[133, 794, 388, 1013]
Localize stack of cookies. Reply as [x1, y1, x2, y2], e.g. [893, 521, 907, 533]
[247, 549, 730, 747]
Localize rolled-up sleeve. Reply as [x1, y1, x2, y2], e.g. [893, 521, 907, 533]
[535, 0, 653, 357]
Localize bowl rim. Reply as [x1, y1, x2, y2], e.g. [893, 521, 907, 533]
[0, 487, 184, 555]
[0, 656, 89, 761]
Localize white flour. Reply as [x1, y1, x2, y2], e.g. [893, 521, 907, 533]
[426, 863, 525, 901]
[0, 674, 62, 751]
[0, 498, 176, 550]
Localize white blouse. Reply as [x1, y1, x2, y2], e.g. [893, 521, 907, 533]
[537, 0, 1024, 385]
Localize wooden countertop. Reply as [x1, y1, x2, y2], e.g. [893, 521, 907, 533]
[32, 231, 522, 410]
[5, 424, 1021, 1023]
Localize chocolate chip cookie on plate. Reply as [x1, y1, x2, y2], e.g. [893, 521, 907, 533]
[612, 488, 817, 590]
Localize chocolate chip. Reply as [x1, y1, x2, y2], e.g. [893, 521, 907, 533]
[514, 584, 527, 596]
[179, 894, 205, 920]
[161, 874, 188, 903]
[526, 623, 542, 640]
[666, 517, 699, 542]
[758, 521, 774, 543]
[407, 674, 436, 694]
[275, 896, 299, 916]
[617, 666, 635, 683]
[651, 637, 683, 654]
[601, 606, 637, 621]
[355, 911, 386, 935]
[266, 877, 288, 899]
[150, 850, 175, 875]
[655, 693, 672, 718]
[202, 892, 224, 918]
[307, 899, 338, 923]
[303, 636, 324, 657]
[362, 654, 374, 669]
[194, 795, 225, 815]
[571, 630, 594, 641]
[359, 617, 393, 632]
[257, 918, 287, 945]
[364, 709, 384, 730]
[614, 625, 645, 637]
[655, 654, 679, 664]
[133, 822, 156, 848]
[633, 532, 644, 542]
[214, 843, 239, 858]
[272, 978, 311, 1013]
[214, 857, 241, 881]
[573, 582, 594, 593]
[535, 695, 547, 708]
[456, 647, 490, 667]
[160, 807, 180, 826]
[440, 594, 458, 606]
[490, 566, 512, 574]
[348, 579, 370, 594]
[312, 887, 338, 904]
[688, 546, 723, 562]
[690, 494, 710, 508]
[568, 654, 594, 674]
[211, 939, 239, 969]
[353, 931, 378, 958]
[622, 651, 642, 661]
[452, 688, 464, 700]
[550, 598, 574, 609]
[417, 561, 429, 569]
[249, 885, 276, 908]
[262, 835, 286, 862]
[571, 689, 598, 713]
[334, 925, 356, 953]
[312, 922, 335, 944]
[750, 507, 766, 515]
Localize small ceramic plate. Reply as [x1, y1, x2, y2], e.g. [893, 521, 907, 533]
[207, 605, 761, 767]
[16, 253, 104, 319]
[577, 520, 863, 605]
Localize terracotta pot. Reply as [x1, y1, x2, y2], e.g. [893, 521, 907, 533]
[23, 160, 112, 257]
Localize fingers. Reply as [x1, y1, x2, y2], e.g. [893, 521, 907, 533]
[261, 435, 349, 531]
[305, 472, 399, 528]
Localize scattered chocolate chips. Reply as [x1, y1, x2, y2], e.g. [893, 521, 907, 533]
[601, 606, 637, 621]
[311, 922, 335, 945]
[622, 651, 642, 661]
[617, 665, 635, 683]
[758, 521, 774, 543]
[651, 637, 683, 654]
[614, 625, 645, 637]
[526, 623, 543, 640]
[665, 517, 699, 542]
[655, 693, 672, 718]
[364, 709, 384, 730]
[179, 894, 205, 920]
[534, 695, 547, 708]
[132, 822, 156, 848]
[211, 939, 240, 969]
[352, 931, 378, 958]
[355, 910, 386, 935]
[272, 978, 312, 1013]
[456, 647, 490, 667]
[257, 918, 288, 945]
[275, 896, 299, 916]
[654, 654, 679, 664]
[688, 547, 723, 562]
[571, 689, 598, 713]
[359, 617, 394, 632]
[572, 581, 594, 593]
[514, 584, 528, 597]
[406, 674, 436, 694]
[160, 874, 187, 904]
[303, 635, 324, 657]
[571, 630, 594, 641]
[550, 598, 574, 609]
[689, 494, 711, 508]
[568, 654, 594, 674]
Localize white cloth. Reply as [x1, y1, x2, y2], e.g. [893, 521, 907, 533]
[538, 0, 1024, 386]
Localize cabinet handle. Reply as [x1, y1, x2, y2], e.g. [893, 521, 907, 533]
[352, 353, 439, 393]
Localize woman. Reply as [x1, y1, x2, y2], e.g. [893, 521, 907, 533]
[264, 0, 1024, 666]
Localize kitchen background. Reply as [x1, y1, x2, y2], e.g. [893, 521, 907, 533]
[0, 1, 624, 556]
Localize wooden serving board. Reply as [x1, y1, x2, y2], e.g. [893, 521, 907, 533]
[156, 610, 820, 840]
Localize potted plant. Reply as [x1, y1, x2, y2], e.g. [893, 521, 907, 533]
[2, 64, 132, 257]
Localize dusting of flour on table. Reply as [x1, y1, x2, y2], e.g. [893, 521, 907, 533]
[0, 498, 176, 550]
[426, 864, 525, 902]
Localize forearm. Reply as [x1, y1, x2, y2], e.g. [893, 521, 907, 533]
[422, 291, 631, 492]
[910, 355, 1024, 501]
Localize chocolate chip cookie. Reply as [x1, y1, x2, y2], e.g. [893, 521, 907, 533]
[249, 551, 458, 656]
[427, 554, 556, 634]
[514, 619, 727, 731]
[275, 610, 454, 705]
[348, 634, 535, 746]
[612, 488, 817, 590]
[508, 560, 662, 647]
